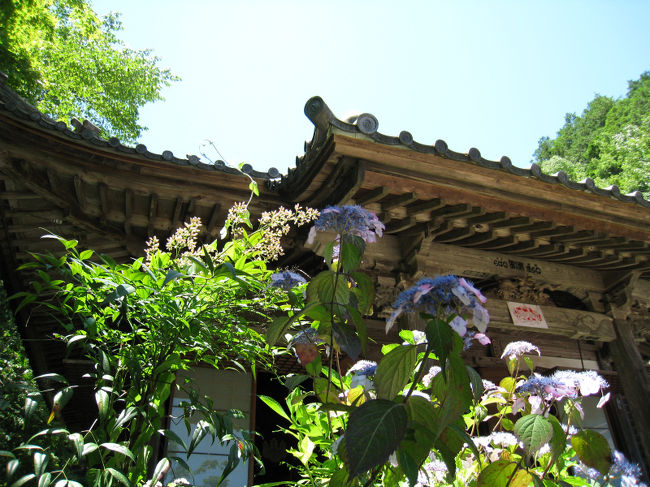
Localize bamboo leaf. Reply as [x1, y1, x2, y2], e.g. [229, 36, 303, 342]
[100, 443, 134, 462]
[258, 395, 291, 422]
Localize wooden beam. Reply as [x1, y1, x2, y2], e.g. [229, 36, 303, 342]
[0, 191, 41, 200]
[124, 189, 133, 236]
[73, 176, 88, 211]
[355, 186, 389, 205]
[147, 193, 158, 237]
[401, 239, 607, 292]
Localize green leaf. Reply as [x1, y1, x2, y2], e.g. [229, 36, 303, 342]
[52, 387, 74, 412]
[571, 430, 612, 476]
[466, 365, 484, 402]
[37, 472, 52, 487]
[405, 395, 438, 435]
[68, 433, 83, 459]
[6, 459, 19, 479]
[547, 414, 567, 469]
[514, 414, 553, 456]
[425, 319, 453, 372]
[351, 271, 375, 315]
[24, 396, 39, 419]
[158, 429, 187, 451]
[162, 270, 183, 288]
[81, 443, 98, 456]
[307, 270, 349, 306]
[53, 481, 84, 487]
[248, 180, 259, 196]
[332, 321, 361, 360]
[106, 468, 130, 486]
[10, 474, 36, 487]
[477, 459, 517, 487]
[95, 390, 109, 422]
[344, 399, 408, 478]
[100, 442, 135, 461]
[33, 452, 47, 476]
[101, 283, 135, 305]
[345, 306, 368, 355]
[150, 458, 170, 485]
[114, 407, 138, 430]
[397, 448, 419, 486]
[79, 249, 94, 260]
[340, 235, 364, 272]
[34, 373, 68, 384]
[374, 345, 417, 400]
[258, 395, 291, 422]
[187, 421, 211, 456]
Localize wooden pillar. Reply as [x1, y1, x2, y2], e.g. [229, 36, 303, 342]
[608, 309, 650, 474]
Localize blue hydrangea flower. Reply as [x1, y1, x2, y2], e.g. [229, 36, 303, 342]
[269, 270, 307, 290]
[518, 369, 609, 403]
[346, 360, 377, 389]
[306, 205, 385, 244]
[610, 450, 647, 486]
[386, 276, 489, 335]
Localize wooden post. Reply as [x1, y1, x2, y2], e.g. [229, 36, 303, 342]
[608, 307, 650, 474]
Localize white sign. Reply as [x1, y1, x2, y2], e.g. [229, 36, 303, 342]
[507, 302, 548, 329]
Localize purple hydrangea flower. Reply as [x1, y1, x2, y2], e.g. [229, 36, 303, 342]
[346, 360, 377, 376]
[518, 369, 609, 402]
[306, 205, 385, 244]
[463, 331, 491, 350]
[500, 341, 541, 360]
[551, 370, 609, 397]
[610, 450, 647, 486]
[270, 270, 307, 290]
[386, 276, 489, 335]
[346, 360, 377, 389]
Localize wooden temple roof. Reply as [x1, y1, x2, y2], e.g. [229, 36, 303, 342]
[3, 78, 649, 470]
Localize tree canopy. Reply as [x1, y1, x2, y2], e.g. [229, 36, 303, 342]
[534, 72, 650, 198]
[0, 0, 178, 143]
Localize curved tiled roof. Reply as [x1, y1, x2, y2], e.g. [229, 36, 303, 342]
[0, 74, 281, 180]
[296, 96, 650, 209]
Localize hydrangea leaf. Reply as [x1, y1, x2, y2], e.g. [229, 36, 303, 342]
[374, 345, 417, 400]
[571, 430, 612, 476]
[344, 399, 407, 478]
[405, 395, 438, 436]
[307, 270, 350, 306]
[332, 321, 361, 360]
[514, 414, 553, 456]
[340, 235, 365, 272]
[477, 459, 517, 487]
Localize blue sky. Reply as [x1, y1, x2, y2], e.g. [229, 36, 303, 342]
[92, 1, 650, 174]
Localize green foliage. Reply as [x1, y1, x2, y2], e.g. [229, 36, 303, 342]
[0, 282, 48, 455]
[0, 0, 178, 142]
[2, 202, 317, 486]
[259, 205, 641, 487]
[535, 72, 650, 198]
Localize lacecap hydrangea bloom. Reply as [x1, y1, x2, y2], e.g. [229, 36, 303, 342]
[269, 270, 307, 291]
[306, 205, 385, 244]
[500, 341, 541, 360]
[517, 369, 609, 403]
[386, 276, 489, 334]
[346, 360, 377, 389]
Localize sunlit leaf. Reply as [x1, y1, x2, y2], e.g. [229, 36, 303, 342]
[571, 430, 612, 476]
[374, 345, 416, 400]
[100, 442, 134, 461]
[514, 414, 553, 456]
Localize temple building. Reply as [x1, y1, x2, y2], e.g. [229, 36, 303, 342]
[1, 76, 648, 482]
